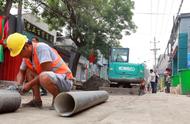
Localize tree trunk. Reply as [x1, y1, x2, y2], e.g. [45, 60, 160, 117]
[2, 0, 13, 17]
[17, 0, 23, 33]
[68, 50, 81, 77]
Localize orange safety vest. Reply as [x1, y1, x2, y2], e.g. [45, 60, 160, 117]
[24, 43, 73, 79]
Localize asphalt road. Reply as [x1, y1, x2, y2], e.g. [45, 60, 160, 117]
[1, 92, 190, 124]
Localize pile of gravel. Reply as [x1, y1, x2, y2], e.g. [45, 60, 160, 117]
[82, 75, 110, 90]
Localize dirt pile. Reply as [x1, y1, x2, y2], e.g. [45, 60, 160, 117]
[0, 81, 15, 89]
[82, 75, 110, 90]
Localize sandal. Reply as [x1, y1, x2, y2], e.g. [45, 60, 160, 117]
[22, 100, 42, 108]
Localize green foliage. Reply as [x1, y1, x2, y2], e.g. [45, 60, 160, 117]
[1, 0, 136, 59]
[0, 0, 7, 13]
[0, 0, 18, 15]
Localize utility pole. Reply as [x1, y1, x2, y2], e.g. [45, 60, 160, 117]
[150, 37, 160, 70]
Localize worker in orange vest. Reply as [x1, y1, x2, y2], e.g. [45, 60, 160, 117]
[6, 33, 73, 109]
[31, 36, 47, 96]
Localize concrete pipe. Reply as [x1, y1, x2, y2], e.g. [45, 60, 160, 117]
[0, 90, 21, 113]
[54, 91, 109, 117]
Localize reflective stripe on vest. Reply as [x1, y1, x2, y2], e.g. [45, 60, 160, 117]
[24, 43, 73, 79]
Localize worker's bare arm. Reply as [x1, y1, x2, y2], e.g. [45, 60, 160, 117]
[40, 61, 52, 72]
[16, 69, 26, 85]
[22, 62, 52, 92]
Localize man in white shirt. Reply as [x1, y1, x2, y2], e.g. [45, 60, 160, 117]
[149, 69, 157, 93]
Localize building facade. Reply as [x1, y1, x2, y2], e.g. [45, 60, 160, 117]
[160, 13, 190, 76]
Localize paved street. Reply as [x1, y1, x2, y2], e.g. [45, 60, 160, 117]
[1, 92, 190, 124]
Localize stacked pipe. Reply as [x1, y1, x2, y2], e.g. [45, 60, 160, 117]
[0, 89, 21, 113]
[54, 91, 109, 117]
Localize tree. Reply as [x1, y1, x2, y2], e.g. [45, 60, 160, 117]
[0, 0, 136, 76]
[28, 0, 136, 51]
[0, 0, 18, 16]
[28, 0, 136, 75]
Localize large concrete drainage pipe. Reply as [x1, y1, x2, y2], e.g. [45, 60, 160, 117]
[54, 91, 109, 117]
[0, 90, 21, 113]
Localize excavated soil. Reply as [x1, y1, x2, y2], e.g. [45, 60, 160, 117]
[1, 76, 110, 91]
[82, 75, 110, 90]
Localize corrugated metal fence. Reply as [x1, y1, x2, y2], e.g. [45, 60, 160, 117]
[0, 48, 22, 80]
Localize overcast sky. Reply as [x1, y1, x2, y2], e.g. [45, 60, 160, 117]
[120, 0, 189, 69]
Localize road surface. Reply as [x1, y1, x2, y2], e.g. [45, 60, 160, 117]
[0, 92, 190, 124]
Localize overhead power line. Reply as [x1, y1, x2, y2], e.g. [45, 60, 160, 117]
[150, 37, 160, 69]
[160, 0, 176, 41]
[177, 0, 184, 15]
[134, 12, 170, 15]
[158, 0, 168, 39]
[160, 0, 184, 65]
[154, 0, 160, 38]
[150, 0, 152, 39]
[33, 0, 68, 19]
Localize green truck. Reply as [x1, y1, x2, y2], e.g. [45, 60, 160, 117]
[108, 48, 145, 87]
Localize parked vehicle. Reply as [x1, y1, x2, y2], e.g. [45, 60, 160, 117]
[108, 48, 145, 87]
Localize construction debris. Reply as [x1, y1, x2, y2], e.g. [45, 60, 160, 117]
[82, 75, 110, 90]
[0, 80, 15, 89]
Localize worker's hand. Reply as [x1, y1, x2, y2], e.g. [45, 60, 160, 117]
[7, 85, 18, 91]
[23, 83, 31, 91]
[19, 83, 30, 95]
[15, 85, 24, 95]
[7, 84, 27, 95]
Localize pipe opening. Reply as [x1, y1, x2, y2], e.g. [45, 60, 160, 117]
[54, 93, 75, 115]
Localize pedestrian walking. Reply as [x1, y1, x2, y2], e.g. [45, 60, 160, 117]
[164, 68, 171, 93]
[154, 70, 159, 93]
[149, 69, 157, 93]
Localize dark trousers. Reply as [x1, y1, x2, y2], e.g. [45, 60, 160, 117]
[165, 82, 170, 93]
[151, 81, 157, 93]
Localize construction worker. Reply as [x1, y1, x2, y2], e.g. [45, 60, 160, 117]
[6, 33, 73, 109]
[31, 36, 47, 96]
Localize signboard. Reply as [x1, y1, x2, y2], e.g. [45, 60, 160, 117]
[24, 19, 54, 43]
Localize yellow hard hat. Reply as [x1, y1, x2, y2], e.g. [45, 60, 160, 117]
[7, 33, 27, 57]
